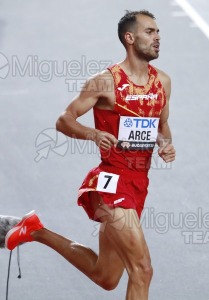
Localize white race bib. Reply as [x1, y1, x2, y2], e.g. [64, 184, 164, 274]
[118, 116, 159, 150]
[96, 172, 119, 194]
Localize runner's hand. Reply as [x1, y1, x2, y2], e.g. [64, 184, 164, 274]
[158, 144, 176, 163]
[94, 130, 118, 150]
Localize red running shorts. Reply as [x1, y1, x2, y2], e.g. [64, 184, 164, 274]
[78, 163, 149, 221]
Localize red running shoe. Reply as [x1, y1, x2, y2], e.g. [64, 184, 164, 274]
[5, 210, 44, 250]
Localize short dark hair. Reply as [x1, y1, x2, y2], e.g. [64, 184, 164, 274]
[118, 10, 156, 47]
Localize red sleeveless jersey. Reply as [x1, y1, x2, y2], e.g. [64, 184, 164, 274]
[93, 64, 166, 172]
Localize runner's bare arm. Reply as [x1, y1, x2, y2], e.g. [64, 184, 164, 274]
[157, 70, 172, 145]
[56, 73, 118, 150]
[157, 70, 176, 162]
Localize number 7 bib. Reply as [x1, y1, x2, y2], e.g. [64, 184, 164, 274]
[96, 172, 119, 194]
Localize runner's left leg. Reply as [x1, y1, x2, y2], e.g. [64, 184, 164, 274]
[31, 192, 124, 290]
[32, 224, 124, 290]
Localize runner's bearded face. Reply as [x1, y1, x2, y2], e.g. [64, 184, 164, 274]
[132, 15, 160, 61]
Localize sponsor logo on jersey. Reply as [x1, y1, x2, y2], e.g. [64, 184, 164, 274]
[117, 84, 130, 91]
[114, 198, 125, 204]
[126, 93, 158, 101]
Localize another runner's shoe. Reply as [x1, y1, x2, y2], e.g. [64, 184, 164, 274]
[5, 210, 44, 250]
[0, 214, 21, 248]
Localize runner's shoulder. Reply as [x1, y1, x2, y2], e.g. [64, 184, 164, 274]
[92, 69, 113, 84]
[86, 69, 113, 83]
[155, 67, 171, 87]
[83, 70, 114, 96]
[154, 67, 171, 100]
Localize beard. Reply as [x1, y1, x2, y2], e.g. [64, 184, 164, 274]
[133, 42, 160, 62]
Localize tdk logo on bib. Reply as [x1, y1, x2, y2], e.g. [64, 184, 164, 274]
[133, 118, 157, 128]
[124, 118, 133, 127]
[124, 118, 156, 128]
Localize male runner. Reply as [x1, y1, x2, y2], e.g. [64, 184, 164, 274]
[3, 10, 176, 300]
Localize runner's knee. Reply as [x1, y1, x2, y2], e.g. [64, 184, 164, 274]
[93, 272, 120, 290]
[100, 277, 120, 291]
[128, 259, 153, 287]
